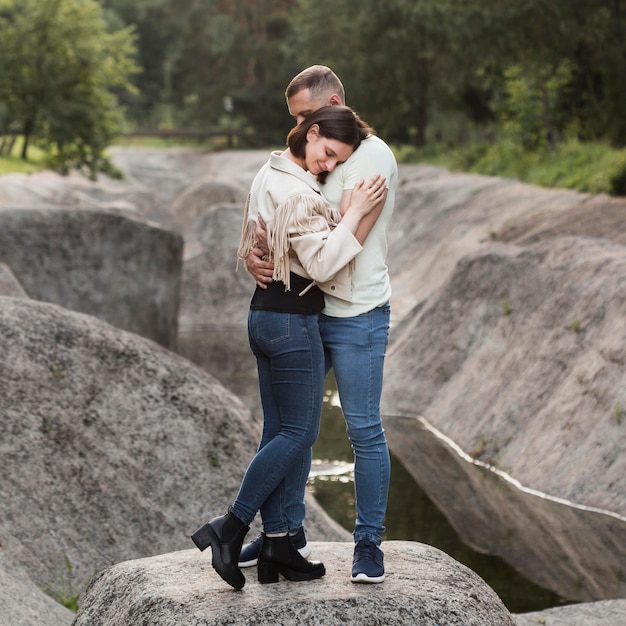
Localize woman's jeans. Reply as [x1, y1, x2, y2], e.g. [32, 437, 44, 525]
[286, 303, 391, 545]
[230, 310, 325, 534]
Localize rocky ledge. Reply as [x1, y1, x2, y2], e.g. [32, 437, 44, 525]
[72, 541, 516, 626]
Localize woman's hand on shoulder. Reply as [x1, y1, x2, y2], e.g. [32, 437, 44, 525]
[348, 174, 386, 217]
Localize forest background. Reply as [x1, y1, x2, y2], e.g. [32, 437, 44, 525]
[0, 0, 625, 195]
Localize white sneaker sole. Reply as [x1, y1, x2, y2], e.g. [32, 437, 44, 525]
[351, 572, 385, 584]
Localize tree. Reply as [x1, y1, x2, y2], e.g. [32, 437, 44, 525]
[291, 0, 469, 146]
[0, 0, 139, 177]
[103, 0, 299, 139]
[463, 0, 626, 147]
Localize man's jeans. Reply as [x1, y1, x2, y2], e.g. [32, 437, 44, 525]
[286, 303, 392, 545]
[231, 310, 325, 533]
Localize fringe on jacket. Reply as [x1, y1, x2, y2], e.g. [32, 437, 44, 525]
[237, 191, 342, 292]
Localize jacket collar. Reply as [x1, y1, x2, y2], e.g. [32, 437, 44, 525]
[269, 151, 321, 194]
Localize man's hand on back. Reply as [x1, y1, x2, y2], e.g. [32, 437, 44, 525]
[246, 216, 273, 289]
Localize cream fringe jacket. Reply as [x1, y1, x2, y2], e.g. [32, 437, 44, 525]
[237, 151, 363, 302]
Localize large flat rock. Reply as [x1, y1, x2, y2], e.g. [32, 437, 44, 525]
[72, 542, 516, 626]
[513, 599, 626, 626]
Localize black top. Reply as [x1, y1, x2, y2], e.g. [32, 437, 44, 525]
[250, 272, 324, 315]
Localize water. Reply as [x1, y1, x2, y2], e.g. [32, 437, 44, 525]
[309, 380, 569, 614]
[178, 329, 569, 613]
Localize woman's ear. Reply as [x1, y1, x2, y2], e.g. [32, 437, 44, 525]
[306, 124, 320, 142]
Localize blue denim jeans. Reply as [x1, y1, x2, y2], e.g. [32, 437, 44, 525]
[230, 310, 325, 534]
[286, 303, 391, 545]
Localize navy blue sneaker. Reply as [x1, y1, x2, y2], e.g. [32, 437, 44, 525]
[238, 527, 310, 567]
[351, 539, 385, 583]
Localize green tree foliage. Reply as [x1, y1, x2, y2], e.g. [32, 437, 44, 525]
[0, 0, 138, 177]
[291, 0, 463, 146]
[290, 0, 626, 149]
[3, 0, 623, 173]
[460, 0, 626, 147]
[103, 0, 300, 139]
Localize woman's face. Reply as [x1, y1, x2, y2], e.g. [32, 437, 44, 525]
[304, 125, 353, 175]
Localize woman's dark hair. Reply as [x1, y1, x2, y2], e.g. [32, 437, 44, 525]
[287, 105, 375, 182]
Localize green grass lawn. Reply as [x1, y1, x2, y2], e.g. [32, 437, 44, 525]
[0, 137, 47, 175]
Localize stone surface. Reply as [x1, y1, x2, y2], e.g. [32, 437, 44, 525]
[169, 177, 247, 235]
[0, 208, 183, 349]
[0, 549, 74, 626]
[513, 599, 626, 626]
[177, 202, 261, 413]
[72, 542, 516, 626]
[0, 262, 28, 298]
[381, 237, 626, 601]
[386, 166, 609, 322]
[384, 414, 626, 604]
[0, 296, 346, 610]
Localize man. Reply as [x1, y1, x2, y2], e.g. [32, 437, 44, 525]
[240, 65, 397, 583]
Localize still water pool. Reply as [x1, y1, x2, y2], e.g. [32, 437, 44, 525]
[178, 329, 570, 614]
[309, 381, 569, 614]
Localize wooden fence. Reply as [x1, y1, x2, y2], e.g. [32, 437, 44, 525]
[121, 128, 275, 148]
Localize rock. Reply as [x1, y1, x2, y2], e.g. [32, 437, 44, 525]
[0, 262, 28, 298]
[72, 542, 516, 626]
[108, 146, 267, 230]
[0, 548, 74, 626]
[381, 237, 626, 601]
[513, 599, 626, 626]
[0, 296, 346, 611]
[0, 169, 157, 222]
[0, 208, 183, 349]
[170, 177, 247, 234]
[386, 166, 600, 321]
[383, 414, 626, 605]
[3, 150, 626, 616]
[177, 202, 260, 413]
[179, 203, 253, 331]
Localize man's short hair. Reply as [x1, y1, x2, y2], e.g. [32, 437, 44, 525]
[285, 65, 346, 105]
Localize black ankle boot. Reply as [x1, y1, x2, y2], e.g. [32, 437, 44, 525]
[191, 511, 250, 590]
[257, 533, 325, 584]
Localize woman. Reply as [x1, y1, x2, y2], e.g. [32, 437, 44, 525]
[191, 106, 386, 590]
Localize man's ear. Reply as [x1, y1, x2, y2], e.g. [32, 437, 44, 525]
[306, 124, 320, 141]
[327, 93, 343, 106]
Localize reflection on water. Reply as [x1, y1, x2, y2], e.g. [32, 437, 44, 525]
[309, 380, 568, 614]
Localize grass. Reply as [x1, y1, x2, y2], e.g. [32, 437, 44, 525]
[0, 136, 47, 175]
[393, 138, 626, 197]
[43, 553, 81, 613]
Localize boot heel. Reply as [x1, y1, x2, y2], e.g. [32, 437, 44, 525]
[257, 533, 325, 583]
[258, 561, 280, 584]
[191, 523, 214, 551]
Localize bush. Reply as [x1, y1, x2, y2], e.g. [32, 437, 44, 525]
[395, 136, 626, 197]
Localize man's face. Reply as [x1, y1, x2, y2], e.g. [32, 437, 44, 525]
[287, 88, 331, 126]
